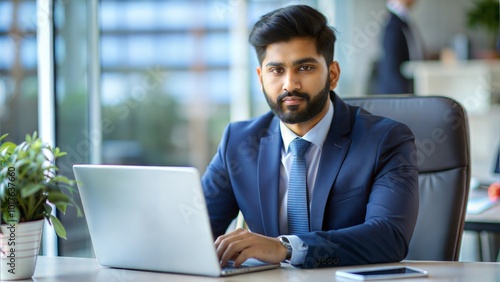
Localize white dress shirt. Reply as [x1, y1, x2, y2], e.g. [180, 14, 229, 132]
[278, 99, 334, 265]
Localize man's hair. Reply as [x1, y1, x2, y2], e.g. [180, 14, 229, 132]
[248, 5, 336, 66]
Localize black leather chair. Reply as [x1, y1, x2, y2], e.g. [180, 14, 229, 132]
[345, 95, 471, 261]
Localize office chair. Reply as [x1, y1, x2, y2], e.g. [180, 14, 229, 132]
[345, 95, 471, 261]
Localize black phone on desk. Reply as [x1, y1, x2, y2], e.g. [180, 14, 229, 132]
[335, 266, 428, 280]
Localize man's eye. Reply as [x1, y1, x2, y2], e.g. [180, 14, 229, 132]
[270, 68, 284, 74]
[299, 65, 313, 71]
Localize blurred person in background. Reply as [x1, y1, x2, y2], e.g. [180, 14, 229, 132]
[375, 0, 424, 94]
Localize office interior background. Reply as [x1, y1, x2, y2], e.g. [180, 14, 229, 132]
[0, 0, 499, 261]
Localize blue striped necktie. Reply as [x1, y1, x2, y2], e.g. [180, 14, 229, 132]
[287, 137, 311, 235]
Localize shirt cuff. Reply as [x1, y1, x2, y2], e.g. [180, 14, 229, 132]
[282, 235, 308, 266]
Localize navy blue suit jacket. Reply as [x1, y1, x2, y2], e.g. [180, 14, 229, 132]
[375, 11, 413, 94]
[202, 93, 419, 268]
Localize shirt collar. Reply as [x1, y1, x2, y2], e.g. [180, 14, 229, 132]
[387, 0, 410, 20]
[280, 99, 334, 154]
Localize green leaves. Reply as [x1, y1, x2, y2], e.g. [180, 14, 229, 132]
[0, 141, 16, 155]
[0, 131, 81, 239]
[49, 215, 67, 239]
[53, 147, 67, 158]
[48, 191, 71, 214]
[467, 0, 499, 48]
[20, 183, 44, 198]
[0, 140, 17, 165]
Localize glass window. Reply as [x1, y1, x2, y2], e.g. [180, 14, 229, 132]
[203, 33, 230, 66]
[17, 1, 36, 29]
[0, 2, 12, 31]
[0, 37, 14, 68]
[0, 0, 38, 144]
[54, 0, 91, 257]
[20, 37, 37, 67]
[99, 0, 232, 172]
[1, 0, 321, 259]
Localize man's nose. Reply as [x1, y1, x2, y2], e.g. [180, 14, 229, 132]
[283, 72, 301, 93]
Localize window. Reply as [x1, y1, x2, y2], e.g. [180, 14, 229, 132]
[0, 0, 38, 143]
[1, 0, 319, 258]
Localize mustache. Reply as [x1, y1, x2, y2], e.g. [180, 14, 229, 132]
[276, 91, 310, 102]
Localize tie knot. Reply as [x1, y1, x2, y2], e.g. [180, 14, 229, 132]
[289, 138, 311, 157]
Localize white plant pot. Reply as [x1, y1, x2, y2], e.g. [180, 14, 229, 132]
[1, 219, 44, 280]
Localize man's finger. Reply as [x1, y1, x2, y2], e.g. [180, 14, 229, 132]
[220, 236, 253, 267]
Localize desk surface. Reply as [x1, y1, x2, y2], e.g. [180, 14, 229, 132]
[466, 203, 500, 232]
[33, 256, 500, 282]
[465, 188, 500, 232]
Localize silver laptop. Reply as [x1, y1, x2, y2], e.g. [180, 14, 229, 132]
[73, 164, 280, 276]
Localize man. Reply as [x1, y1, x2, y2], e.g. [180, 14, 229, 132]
[202, 5, 418, 269]
[375, 0, 423, 94]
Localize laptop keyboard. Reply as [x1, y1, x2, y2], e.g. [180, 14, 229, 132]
[222, 261, 251, 270]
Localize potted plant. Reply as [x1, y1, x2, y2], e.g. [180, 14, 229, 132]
[467, 0, 500, 58]
[0, 132, 82, 280]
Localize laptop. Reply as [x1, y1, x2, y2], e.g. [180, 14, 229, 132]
[73, 164, 280, 276]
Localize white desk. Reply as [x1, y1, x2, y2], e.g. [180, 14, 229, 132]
[464, 187, 500, 261]
[32, 256, 500, 282]
[403, 60, 500, 114]
[466, 188, 500, 233]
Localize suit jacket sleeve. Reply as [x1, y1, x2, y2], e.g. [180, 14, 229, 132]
[201, 124, 240, 239]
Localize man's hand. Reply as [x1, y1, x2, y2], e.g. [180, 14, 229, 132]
[214, 228, 287, 267]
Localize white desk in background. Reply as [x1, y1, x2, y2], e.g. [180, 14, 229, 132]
[32, 256, 500, 282]
[465, 186, 500, 262]
[403, 60, 500, 114]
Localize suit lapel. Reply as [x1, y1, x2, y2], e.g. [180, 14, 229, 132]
[310, 93, 352, 231]
[257, 117, 281, 237]
[255, 93, 353, 234]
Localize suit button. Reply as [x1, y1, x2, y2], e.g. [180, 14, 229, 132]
[318, 258, 327, 265]
[333, 258, 340, 264]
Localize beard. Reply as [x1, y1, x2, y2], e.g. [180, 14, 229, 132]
[263, 78, 331, 124]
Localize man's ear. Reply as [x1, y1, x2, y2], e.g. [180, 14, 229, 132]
[256, 67, 264, 91]
[328, 61, 340, 90]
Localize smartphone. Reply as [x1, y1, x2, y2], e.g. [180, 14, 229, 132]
[335, 266, 428, 280]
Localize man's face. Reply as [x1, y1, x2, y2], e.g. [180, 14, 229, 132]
[256, 37, 340, 124]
